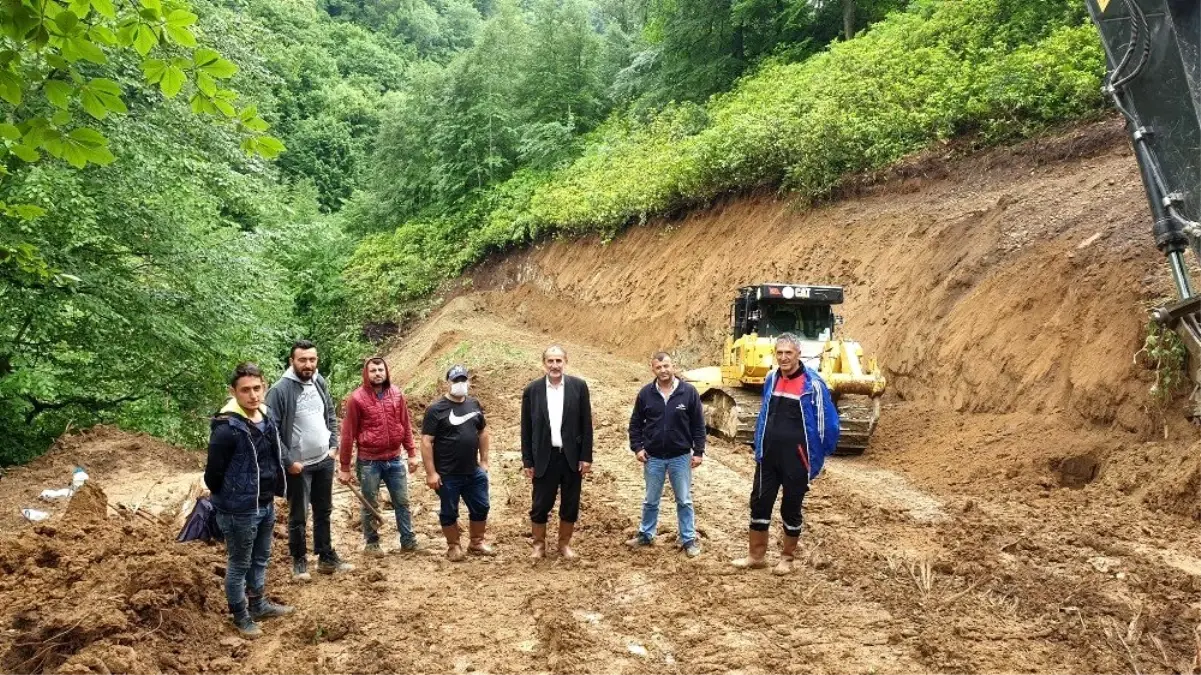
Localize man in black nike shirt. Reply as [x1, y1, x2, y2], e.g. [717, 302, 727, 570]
[421, 364, 494, 561]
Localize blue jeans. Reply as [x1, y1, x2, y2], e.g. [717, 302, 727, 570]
[358, 458, 416, 547]
[215, 503, 275, 614]
[639, 454, 697, 547]
[438, 468, 490, 526]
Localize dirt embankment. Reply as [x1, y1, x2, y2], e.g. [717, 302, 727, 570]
[474, 121, 1167, 429]
[468, 119, 1200, 519]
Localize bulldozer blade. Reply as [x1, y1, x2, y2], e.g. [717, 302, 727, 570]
[1152, 295, 1201, 418]
[700, 387, 761, 444]
[701, 387, 880, 454]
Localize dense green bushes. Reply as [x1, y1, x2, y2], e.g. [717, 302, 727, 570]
[346, 0, 1105, 313]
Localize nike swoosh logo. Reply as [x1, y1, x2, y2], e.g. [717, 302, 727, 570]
[448, 411, 480, 426]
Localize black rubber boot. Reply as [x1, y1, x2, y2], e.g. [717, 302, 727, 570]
[230, 601, 262, 639]
[248, 589, 294, 620]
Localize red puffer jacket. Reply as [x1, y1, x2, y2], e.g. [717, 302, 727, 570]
[339, 359, 416, 470]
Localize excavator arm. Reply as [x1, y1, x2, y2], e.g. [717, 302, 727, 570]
[1088, 0, 1201, 415]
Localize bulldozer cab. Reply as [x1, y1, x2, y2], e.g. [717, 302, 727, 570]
[732, 284, 843, 341]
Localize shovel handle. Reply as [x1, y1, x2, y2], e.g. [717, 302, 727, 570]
[345, 481, 385, 527]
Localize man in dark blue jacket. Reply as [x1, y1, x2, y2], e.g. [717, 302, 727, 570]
[626, 352, 706, 557]
[205, 363, 294, 638]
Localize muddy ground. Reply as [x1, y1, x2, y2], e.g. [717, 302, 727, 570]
[0, 119, 1198, 674]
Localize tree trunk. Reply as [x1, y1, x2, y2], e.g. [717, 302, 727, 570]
[842, 0, 855, 40]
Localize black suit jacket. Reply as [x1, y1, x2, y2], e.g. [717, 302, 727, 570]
[521, 375, 594, 478]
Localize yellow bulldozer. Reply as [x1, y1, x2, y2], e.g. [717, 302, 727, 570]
[682, 283, 886, 455]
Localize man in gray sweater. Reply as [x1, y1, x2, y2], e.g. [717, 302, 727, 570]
[266, 340, 353, 580]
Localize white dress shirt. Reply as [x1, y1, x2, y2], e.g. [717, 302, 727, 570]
[546, 376, 565, 448]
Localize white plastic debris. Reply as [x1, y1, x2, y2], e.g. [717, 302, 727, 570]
[626, 643, 649, 658]
[39, 488, 73, 501]
[71, 467, 89, 490]
[21, 509, 50, 522]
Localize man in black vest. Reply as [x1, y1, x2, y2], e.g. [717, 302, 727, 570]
[521, 345, 594, 560]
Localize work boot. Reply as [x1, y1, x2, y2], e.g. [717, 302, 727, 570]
[400, 538, 422, 553]
[248, 591, 294, 620]
[625, 534, 652, 548]
[292, 558, 311, 582]
[317, 552, 354, 574]
[557, 521, 578, 560]
[467, 520, 495, 556]
[731, 530, 770, 570]
[230, 602, 262, 639]
[364, 542, 385, 557]
[530, 523, 547, 559]
[443, 524, 464, 562]
[683, 541, 702, 558]
[773, 534, 800, 576]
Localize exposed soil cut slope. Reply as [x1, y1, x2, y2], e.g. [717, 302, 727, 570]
[474, 121, 1173, 428]
[469, 118, 1200, 520]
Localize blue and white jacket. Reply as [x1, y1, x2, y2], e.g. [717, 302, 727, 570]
[752, 365, 840, 481]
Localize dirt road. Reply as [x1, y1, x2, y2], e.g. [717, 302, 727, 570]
[3, 299, 1195, 675]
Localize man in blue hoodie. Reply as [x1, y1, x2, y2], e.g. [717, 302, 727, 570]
[205, 362, 294, 638]
[626, 352, 707, 558]
[732, 333, 839, 575]
[265, 340, 351, 580]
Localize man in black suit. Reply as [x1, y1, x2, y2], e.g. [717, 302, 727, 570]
[521, 345, 594, 560]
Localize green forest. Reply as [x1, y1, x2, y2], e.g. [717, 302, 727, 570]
[0, 0, 1105, 463]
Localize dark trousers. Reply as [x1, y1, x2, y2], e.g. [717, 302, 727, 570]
[749, 446, 809, 535]
[287, 456, 335, 561]
[437, 468, 490, 526]
[530, 450, 582, 524]
[214, 503, 274, 614]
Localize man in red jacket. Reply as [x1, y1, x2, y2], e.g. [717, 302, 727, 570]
[338, 357, 420, 554]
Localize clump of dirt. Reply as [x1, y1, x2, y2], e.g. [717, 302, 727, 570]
[63, 484, 108, 522]
[341, 638, 404, 674]
[0, 482, 228, 675]
[1053, 453, 1102, 488]
[0, 425, 204, 532]
[1109, 436, 1201, 520]
[56, 643, 157, 675]
[296, 613, 357, 644]
[527, 595, 590, 672]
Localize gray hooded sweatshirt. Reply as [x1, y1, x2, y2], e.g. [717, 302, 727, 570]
[265, 367, 339, 466]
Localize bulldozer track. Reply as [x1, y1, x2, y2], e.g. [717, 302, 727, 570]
[832, 396, 881, 456]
